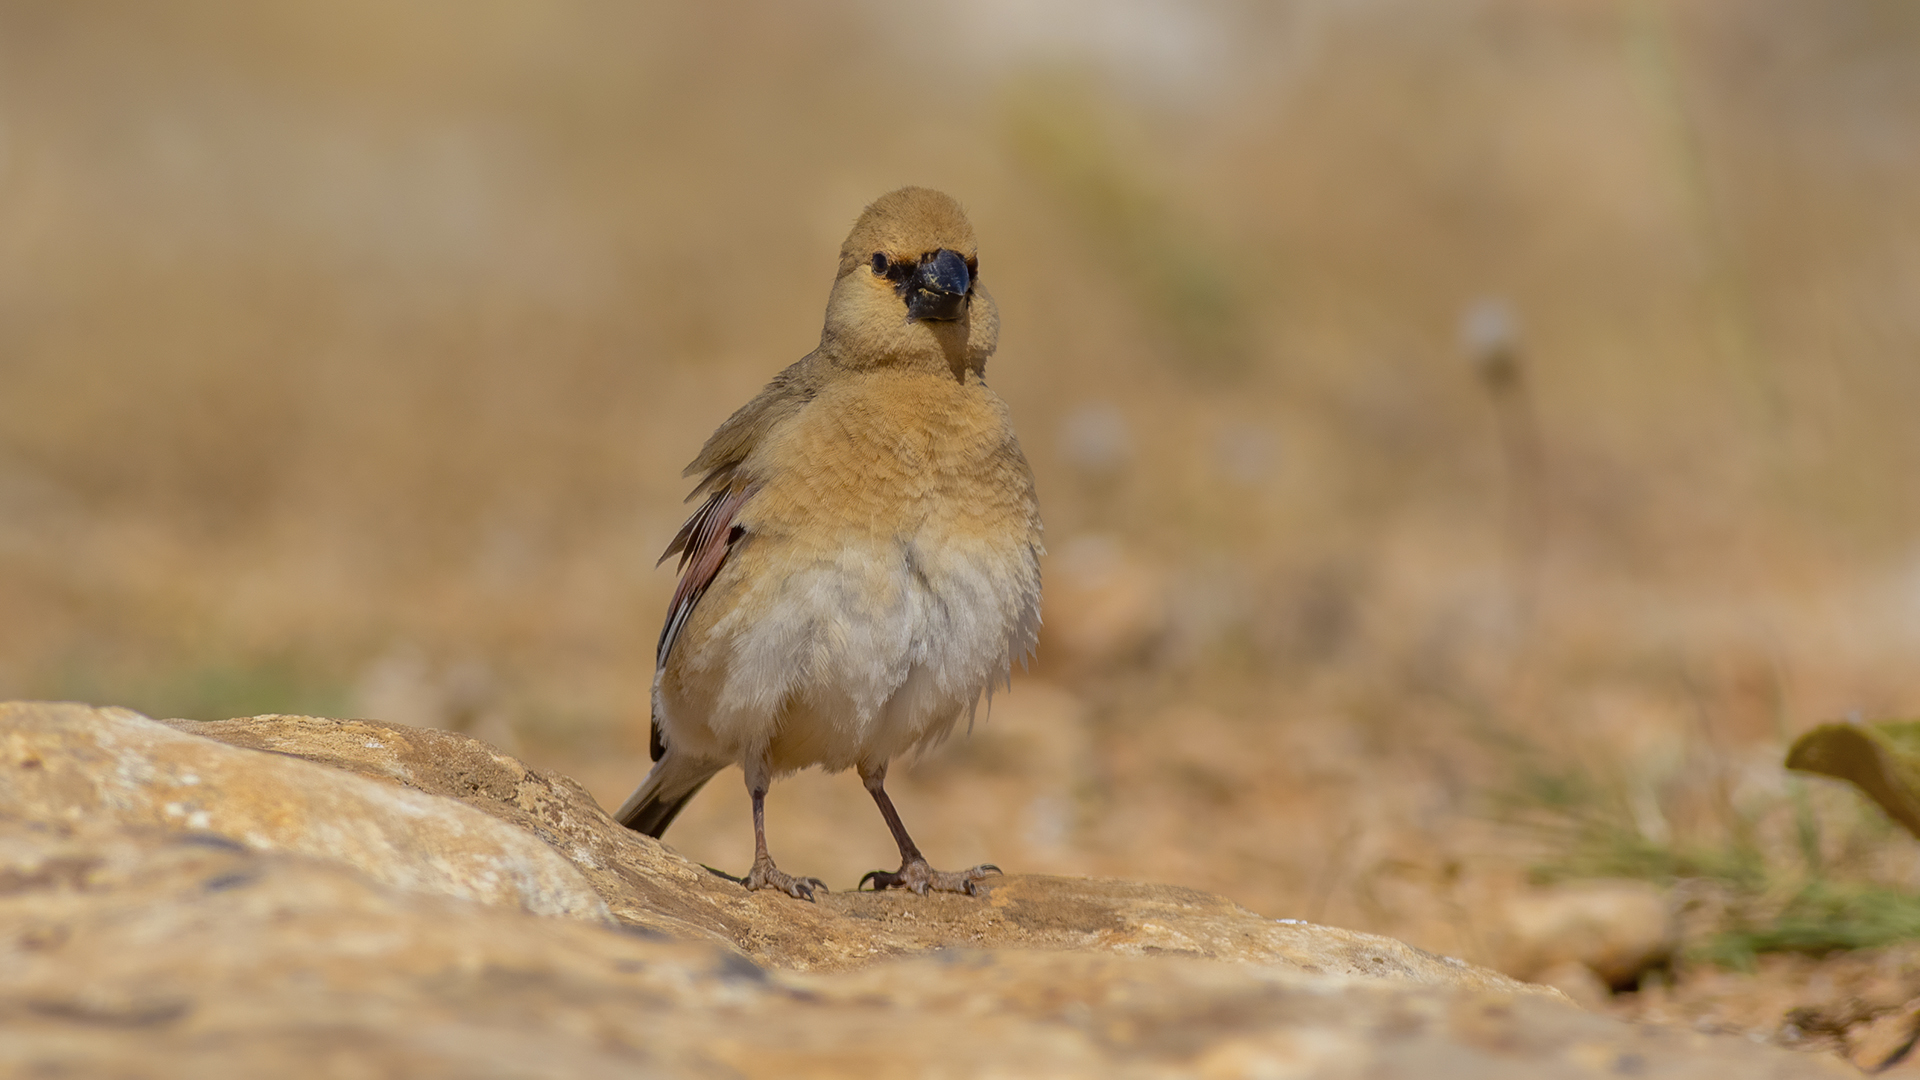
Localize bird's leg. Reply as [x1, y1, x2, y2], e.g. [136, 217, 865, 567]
[740, 765, 825, 901]
[856, 762, 1001, 896]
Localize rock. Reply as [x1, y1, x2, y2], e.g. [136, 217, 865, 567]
[1534, 960, 1613, 1011]
[1490, 879, 1672, 987]
[1849, 1002, 1920, 1073]
[161, 709, 1543, 985]
[0, 701, 1858, 1076]
[0, 817, 1854, 1080]
[0, 817, 781, 1079]
[164, 709, 752, 949]
[0, 701, 609, 921]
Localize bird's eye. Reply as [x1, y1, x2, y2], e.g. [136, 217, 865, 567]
[870, 253, 889, 275]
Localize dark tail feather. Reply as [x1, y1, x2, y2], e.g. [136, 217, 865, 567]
[619, 776, 713, 838]
[615, 756, 721, 839]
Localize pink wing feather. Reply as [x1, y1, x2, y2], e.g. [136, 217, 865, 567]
[655, 483, 752, 669]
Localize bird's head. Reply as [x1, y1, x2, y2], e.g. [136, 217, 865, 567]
[821, 187, 999, 380]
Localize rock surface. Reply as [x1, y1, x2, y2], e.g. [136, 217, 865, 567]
[3, 702, 607, 920]
[0, 701, 1854, 1077]
[157, 708, 1548, 984]
[1489, 879, 1673, 987]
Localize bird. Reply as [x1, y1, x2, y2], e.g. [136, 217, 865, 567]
[614, 187, 1042, 901]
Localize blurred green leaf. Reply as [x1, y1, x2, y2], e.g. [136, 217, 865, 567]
[1786, 720, 1920, 839]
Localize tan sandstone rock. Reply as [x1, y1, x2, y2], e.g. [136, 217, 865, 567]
[160, 708, 1554, 985]
[0, 701, 1855, 1077]
[1, 701, 608, 921]
[1849, 1002, 1920, 1074]
[0, 817, 1851, 1079]
[1489, 879, 1673, 987]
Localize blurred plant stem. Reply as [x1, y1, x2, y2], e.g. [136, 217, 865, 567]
[1464, 299, 1546, 642]
[1624, 0, 1786, 443]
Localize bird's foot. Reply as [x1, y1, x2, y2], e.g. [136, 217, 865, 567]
[744, 858, 826, 902]
[859, 859, 1001, 896]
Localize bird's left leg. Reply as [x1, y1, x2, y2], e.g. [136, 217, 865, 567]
[856, 761, 1001, 896]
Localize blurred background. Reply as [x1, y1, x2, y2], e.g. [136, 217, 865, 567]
[5, 0, 1920, 1028]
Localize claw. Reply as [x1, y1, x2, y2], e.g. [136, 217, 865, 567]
[960, 864, 1004, 896]
[744, 861, 827, 902]
[784, 878, 820, 902]
[858, 859, 1001, 896]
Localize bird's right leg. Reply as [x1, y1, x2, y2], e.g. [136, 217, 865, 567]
[740, 761, 826, 902]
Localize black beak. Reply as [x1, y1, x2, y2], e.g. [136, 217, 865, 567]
[904, 248, 971, 322]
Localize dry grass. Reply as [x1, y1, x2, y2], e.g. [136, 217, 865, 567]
[4, 0, 1920, 976]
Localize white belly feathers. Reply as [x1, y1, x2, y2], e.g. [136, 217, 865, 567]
[680, 528, 1038, 774]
